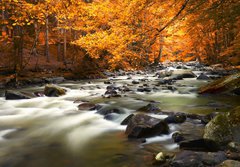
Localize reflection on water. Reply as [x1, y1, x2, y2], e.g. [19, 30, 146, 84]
[0, 72, 239, 167]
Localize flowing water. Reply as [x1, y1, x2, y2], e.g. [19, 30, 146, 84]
[0, 70, 239, 167]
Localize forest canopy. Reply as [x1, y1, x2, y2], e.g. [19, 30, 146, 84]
[0, 0, 239, 73]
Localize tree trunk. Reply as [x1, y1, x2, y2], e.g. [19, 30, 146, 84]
[154, 35, 164, 65]
[31, 22, 39, 56]
[45, 16, 50, 62]
[13, 26, 24, 84]
[63, 29, 67, 64]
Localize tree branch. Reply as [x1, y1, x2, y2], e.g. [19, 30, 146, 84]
[157, 0, 190, 33]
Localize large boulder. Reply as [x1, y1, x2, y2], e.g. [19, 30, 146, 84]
[204, 107, 240, 145]
[170, 70, 196, 79]
[199, 72, 240, 95]
[218, 160, 240, 167]
[5, 90, 33, 100]
[44, 84, 66, 97]
[125, 114, 169, 138]
[170, 151, 226, 167]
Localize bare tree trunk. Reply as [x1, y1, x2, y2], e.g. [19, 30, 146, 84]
[63, 29, 67, 64]
[13, 26, 24, 84]
[154, 35, 164, 65]
[31, 22, 39, 56]
[45, 16, 50, 62]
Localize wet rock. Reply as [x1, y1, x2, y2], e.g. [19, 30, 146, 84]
[97, 108, 124, 116]
[132, 80, 140, 84]
[137, 87, 152, 92]
[104, 113, 120, 120]
[172, 131, 185, 143]
[197, 73, 210, 80]
[120, 86, 132, 92]
[226, 151, 240, 161]
[199, 112, 218, 124]
[136, 103, 161, 113]
[164, 113, 186, 124]
[104, 81, 112, 84]
[44, 84, 66, 97]
[218, 160, 240, 167]
[204, 107, 240, 145]
[78, 102, 101, 111]
[5, 90, 33, 100]
[153, 152, 174, 165]
[121, 114, 134, 125]
[179, 139, 219, 152]
[227, 142, 240, 153]
[171, 70, 196, 79]
[171, 150, 227, 167]
[158, 78, 173, 85]
[125, 114, 169, 138]
[199, 72, 240, 94]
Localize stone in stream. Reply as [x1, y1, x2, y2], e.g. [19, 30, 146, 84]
[204, 106, 240, 146]
[227, 142, 240, 153]
[170, 150, 227, 167]
[97, 108, 124, 116]
[197, 73, 210, 80]
[179, 138, 219, 152]
[170, 70, 196, 79]
[153, 152, 174, 166]
[125, 114, 169, 138]
[199, 72, 240, 95]
[132, 80, 140, 84]
[164, 113, 187, 124]
[5, 90, 33, 100]
[78, 102, 101, 111]
[218, 160, 240, 167]
[136, 103, 161, 113]
[44, 84, 66, 97]
[172, 131, 185, 143]
[121, 114, 134, 125]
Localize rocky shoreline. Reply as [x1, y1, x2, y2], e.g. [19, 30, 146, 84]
[1, 61, 240, 167]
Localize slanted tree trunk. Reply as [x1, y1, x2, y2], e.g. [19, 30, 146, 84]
[45, 15, 50, 62]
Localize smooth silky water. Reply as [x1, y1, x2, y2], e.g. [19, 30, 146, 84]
[0, 72, 239, 167]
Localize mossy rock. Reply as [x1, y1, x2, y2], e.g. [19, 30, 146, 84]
[44, 84, 66, 97]
[204, 106, 240, 145]
[199, 72, 240, 94]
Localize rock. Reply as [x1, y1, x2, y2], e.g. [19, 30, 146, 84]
[226, 151, 240, 161]
[97, 108, 124, 116]
[44, 84, 66, 97]
[204, 107, 240, 145]
[104, 113, 120, 120]
[218, 160, 240, 167]
[104, 81, 112, 84]
[136, 103, 161, 113]
[132, 80, 140, 84]
[227, 142, 240, 153]
[179, 139, 219, 152]
[153, 152, 174, 165]
[172, 131, 185, 143]
[125, 114, 169, 138]
[171, 70, 196, 79]
[78, 102, 101, 111]
[199, 72, 240, 94]
[164, 113, 186, 124]
[121, 114, 134, 125]
[5, 90, 33, 100]
[197, 73, 210, 80]
[171, 151, 227, 167]
[199, 112, 217, 124]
